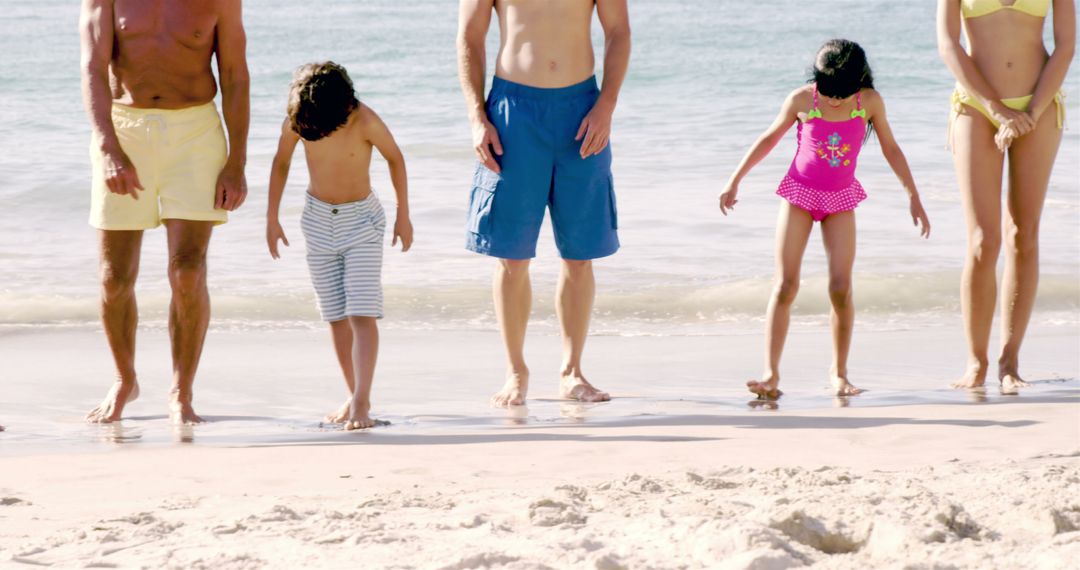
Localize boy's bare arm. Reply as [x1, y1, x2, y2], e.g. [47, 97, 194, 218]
[360, 106, 413, 251]
[266, 119, 300, 258]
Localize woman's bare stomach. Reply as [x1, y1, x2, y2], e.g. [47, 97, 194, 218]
[966, 26, 1049, 98]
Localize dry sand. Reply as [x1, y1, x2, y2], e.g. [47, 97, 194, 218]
[1, 399, 1078, 569]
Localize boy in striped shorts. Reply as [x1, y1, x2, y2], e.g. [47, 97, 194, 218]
[266, 62, 414, 430]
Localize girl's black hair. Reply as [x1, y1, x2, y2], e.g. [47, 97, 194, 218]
[809, 39, 875, 139]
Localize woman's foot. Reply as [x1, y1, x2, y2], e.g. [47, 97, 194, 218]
[747, 377, 783, 400]
[559, 370, 610, 403]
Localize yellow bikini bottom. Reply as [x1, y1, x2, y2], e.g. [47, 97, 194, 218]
[950, 87, 1065, 130]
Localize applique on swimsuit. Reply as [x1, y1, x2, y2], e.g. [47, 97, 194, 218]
[816, 132, 852, 168]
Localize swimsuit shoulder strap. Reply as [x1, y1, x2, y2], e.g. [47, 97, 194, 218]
[851, 90, 867, 119]
[807, 85, 823, 120]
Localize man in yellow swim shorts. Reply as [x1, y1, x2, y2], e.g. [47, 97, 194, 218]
[80, 0, 250, 425]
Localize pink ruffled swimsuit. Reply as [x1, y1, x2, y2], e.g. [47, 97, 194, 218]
[776, 86, 868, 221]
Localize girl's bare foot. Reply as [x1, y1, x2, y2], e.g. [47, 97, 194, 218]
[491, 368, 529, 407]
[951, 361, 988, 389]
[325, 399, 352, 423]
[830, 373, 864, 396]
[746, 377, 782, 400]
[86, 380, 140, 423]
[559, 371, 610, 402]
[344, 399, 376, 430]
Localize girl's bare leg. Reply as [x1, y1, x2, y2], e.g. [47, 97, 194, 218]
[748, 201, 814, 399]
[820, 210, 862, 395]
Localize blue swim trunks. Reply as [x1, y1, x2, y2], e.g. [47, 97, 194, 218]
[465, 76, 619, 260]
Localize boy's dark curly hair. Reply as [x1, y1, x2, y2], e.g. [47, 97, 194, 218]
[287, 61, 360, 141]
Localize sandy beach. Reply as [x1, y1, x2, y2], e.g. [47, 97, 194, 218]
[1, 326, 1078, 568]
[1, 399, 1077, 569]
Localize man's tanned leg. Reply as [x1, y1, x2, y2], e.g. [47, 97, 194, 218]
[556, 259, 609, 402]
[491, 258, 532, 407]
[165, 220, 214, 425]
[87, 230, 143, 423]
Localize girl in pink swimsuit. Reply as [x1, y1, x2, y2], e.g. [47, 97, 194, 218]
[719, 39, 931, 399]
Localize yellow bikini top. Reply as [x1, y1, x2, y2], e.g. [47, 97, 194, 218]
[961, 0, 1050, 19]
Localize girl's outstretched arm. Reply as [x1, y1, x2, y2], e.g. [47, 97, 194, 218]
[865, 90, 931, 238]
[718, 88, 801, 215]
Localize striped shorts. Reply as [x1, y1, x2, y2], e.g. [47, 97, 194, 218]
[301, 192, 386, 321]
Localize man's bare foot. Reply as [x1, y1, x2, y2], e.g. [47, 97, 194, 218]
[746, 377, 782, 400]
[559, 371, 610, 403]
[86, 381, 140, 423]
[999, 364, 1031, 395]
[951, 362, 988, 389]
[325, 399, 352, 423]
[344, 399, 376, 430]
[169, 396, 204, 425]
[491, 368, 529, 407]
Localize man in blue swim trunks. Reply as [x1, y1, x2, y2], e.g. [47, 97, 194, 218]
[457, 0, 631, 406]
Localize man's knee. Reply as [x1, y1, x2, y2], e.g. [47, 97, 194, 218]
[101, 263, 137, 302]
[497, 258, 531, 279]
[561, 259, 593, 281]
[168, 250, 207, 295]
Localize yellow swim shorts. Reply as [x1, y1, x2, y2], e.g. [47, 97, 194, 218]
[89, 102, 228, 230]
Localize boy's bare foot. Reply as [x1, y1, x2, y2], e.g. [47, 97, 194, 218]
[169, 393, 204, 425]
[746, 377, 782, 400]
[998, 361, 1030, 395]
[345, 399, 376, 430]
[491, 368, 529, 407]
[951, 362, 988, 389]
[325, 399, 352, 423]
[86, 380, 140, 423]
[559, 371, 610, 402]
[830, 373, 864, 396]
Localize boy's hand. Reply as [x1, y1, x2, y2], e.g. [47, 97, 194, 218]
[392, 215, 413, 252]
[718, 182, 739, 216]
[909, 195, 931, 239]
[266, 219, 290, 258]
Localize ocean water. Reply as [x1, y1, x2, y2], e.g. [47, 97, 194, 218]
[0, 0, 1077, 336]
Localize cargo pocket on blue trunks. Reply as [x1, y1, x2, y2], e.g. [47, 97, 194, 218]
[466, 167, 500, 235]
[607, 174, 618, 230]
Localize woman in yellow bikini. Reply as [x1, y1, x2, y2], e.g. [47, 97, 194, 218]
[937, 0, 1074, 392]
